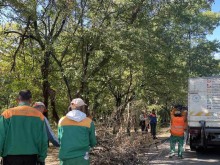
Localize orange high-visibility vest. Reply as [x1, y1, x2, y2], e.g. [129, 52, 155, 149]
[170, 116, 185, 136]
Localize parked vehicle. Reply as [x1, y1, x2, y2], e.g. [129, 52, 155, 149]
[188, 77, 220, 150]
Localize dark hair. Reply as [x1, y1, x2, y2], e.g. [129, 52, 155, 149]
[174, 104, 182, 111]
[174, 113, 182, 117]
[18, 90, 32, 101]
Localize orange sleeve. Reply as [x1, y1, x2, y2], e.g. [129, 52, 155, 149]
[182, 110, 188, 122]
[171, 108, 176, 118]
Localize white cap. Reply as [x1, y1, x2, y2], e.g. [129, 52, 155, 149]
[71, 98, 87, 107]
[33, 102, 45, 107]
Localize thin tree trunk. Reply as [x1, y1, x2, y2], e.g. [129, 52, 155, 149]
[127, 103, 131, 136]
[41, 51, 51, 119]
[49, 88, 59, 123]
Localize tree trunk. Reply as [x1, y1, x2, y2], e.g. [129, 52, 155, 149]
[112, 94, 134, 134]
[49, 88, 59, 123]
[126, 103, 131, 136]
[41, 51, 51, 119]
[51, 50, 72, 101]
[112, 105, 126, 134]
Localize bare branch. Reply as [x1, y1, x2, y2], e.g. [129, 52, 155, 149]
[10, 18, 31, 71]
[4, 30, 44, 49]
[49, 10, 61, 37]
[53, 19, 66, 41]
[4, 31, 23, 36]
[60, 45, 69, 63]
[130, 0, 146, 24]
[89, 54, 112, 78]
[40, 19, 48, 38]
[50, 50, 72, 100]
[33, 21, 45, 49]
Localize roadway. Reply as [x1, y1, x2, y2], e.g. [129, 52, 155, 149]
[147, 139, 220, 165]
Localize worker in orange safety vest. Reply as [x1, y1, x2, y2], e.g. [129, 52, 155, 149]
[169, 105, 186, 159]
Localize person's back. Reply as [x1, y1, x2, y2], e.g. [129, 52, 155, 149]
[149, 109, 157, 139]
[149, 111, 157, 124]
[58, 98, 96, 165]
[33, 102, 60, 147]
[170, 115, 185, 136]
[169, 106, 185, 159]
[0, 90, 48, 165]
[139, 112, 146, 133]
[170, 105, 185, 136]
[58, 113, 96, 159]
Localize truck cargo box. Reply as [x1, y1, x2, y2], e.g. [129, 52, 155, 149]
[188, 77, 220, 127]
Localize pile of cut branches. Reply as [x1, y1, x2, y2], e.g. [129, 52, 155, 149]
[90, 127, 158, 165]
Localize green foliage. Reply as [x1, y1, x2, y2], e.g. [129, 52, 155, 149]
[0, 0, 220, 124]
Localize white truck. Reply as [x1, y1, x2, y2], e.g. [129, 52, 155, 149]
[188, 77, 220, 150]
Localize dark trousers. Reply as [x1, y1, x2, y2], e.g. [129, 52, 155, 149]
[141, 125, 148, 132]
[2, 155, 38, 165]
[150, 123, 157, 138]
[140, 121, 147, 132]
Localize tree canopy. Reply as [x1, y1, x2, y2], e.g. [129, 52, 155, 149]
[0, 0, 220, 125]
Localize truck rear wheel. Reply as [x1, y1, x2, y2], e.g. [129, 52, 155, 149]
[190, 143, 196, 151]
[189, 135, 196, 151]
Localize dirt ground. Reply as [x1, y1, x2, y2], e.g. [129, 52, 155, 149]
[47, 127, 220, 165]
[46, 146, 59, 165]
[45, 127, 170, 165]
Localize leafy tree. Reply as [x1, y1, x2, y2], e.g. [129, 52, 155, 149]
[0, 0, 219, 127]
